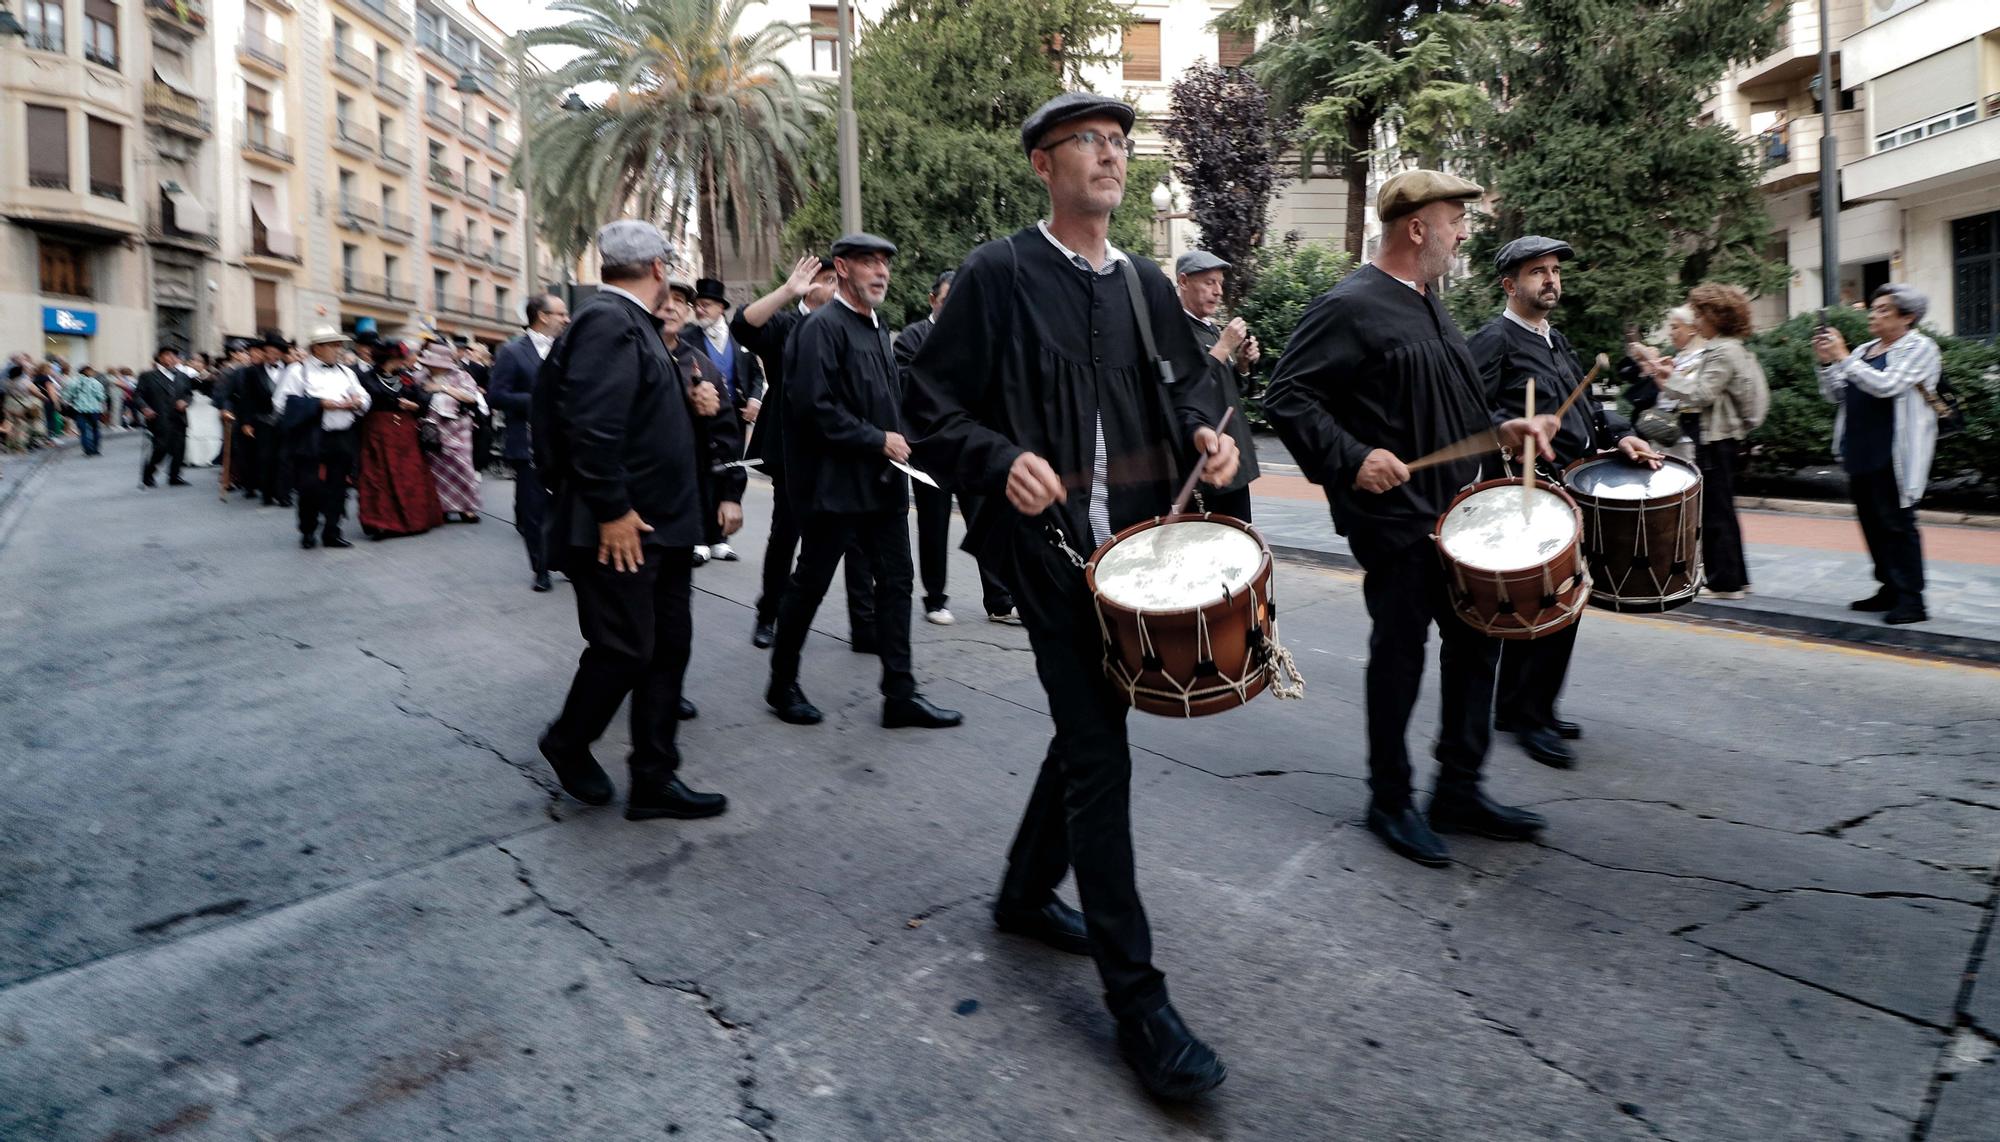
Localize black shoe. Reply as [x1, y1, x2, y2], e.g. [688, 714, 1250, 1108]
[1550, 718, 1582, 740]
[321, 534, 354, 549]
[262, 496, 277, 506]
[1116, 1003, 1227, 1101]
[300, 533, 317, 549]
[538, 731, 615, 806]
[993, 897, 1090, 955]
[882, 695, 963, 729]
[766, 681, 823, 725]
[625, 774, 728, 821]
[678, 697, 698, 720]
[1428, 788, 1548, 841]
[168, 478, 192, 486]
[1885, 605, 1929, 625]
[751, 620, 777, 649]
[141, 476, 157, 488]
[276, 498, 292, 507]
[1366, 803, 1451, 867]
[1850, 588, 1897, 612]
[1516, 727, 1575, 768]
[532, 572, 553, 592]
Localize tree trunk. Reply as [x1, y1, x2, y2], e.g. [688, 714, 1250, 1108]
[699, 153, 722, 276]
[1342, 108, 1373, 259]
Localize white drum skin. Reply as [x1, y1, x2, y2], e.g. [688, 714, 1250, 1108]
[1094, 521, 1264, 610]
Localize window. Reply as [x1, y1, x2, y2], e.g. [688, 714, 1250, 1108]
[87, 116, 123, 200]
[24, 0, 62, 52]
[430, 205, 447, 241]
[333, 18, 349, 46]
[27, 105, 69, 190]
[1218, 27, 1254, 69]
[1123, 20, 1161, 82]
[375, 44, 392, 79]
[336, 93, 354, 129]
[494, 285, 509, 320]
[462, 158, 476, 195]
[1953, 211, 2000, 339]
[39, 239, 93, 298]
[341, 242, 359, 288]
[489, 171, 502, 203]
[83, 0, 118, 68]
[384, 253, 400, 295]
[380, 186, 395, 214]
[338, 168, 356, 208]
[433, 269, 449, 310]
[425, 75, 442, 110]
[254, 278, 281, 331]
[809, 6, 838, 72]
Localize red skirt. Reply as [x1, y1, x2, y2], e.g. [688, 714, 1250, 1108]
[357, 411, 445, 536]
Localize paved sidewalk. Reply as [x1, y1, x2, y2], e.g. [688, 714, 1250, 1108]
[1246, 438, 2000, 663]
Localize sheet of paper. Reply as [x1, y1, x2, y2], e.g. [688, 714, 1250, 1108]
[890, 459, 939, 488]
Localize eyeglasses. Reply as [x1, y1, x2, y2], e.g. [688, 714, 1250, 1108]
[1039, 130, 1136, 159]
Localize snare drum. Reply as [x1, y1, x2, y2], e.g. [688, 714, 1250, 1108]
[1085, 514, 1304, 717]
[1434, 479, 1589, 639]
[1563, 453, 1704, 613]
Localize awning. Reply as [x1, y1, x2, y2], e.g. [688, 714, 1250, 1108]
[161, 181, 210, 234]
[152, 60, 195, 96]
[248, 183, 297, 258]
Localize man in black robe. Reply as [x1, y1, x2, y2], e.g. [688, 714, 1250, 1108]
[220, 339, 275, 501]
[1263, 170, 1557, 870]
[905, 92, 1239, 1101]
[764, 232, 961, 731]
[530, 220, 727, 822]
[893, 268, 1017, 626]
[731, 255, 876, 650]
[1175, 249, 1261, 520]
[1467, 235, 1658, 769]
[135, 347, 194, 487]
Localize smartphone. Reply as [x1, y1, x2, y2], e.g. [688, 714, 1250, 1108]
[1815, 307, 1828, 334]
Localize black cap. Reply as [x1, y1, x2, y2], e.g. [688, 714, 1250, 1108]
[829, 233, 898, 259]
[694, 277, 730, 306]
[262, 334, 292, 352]
[1494, 235, 1574, 276]
[816, 255, 836, 272]
[1020, 92, 1135, 157]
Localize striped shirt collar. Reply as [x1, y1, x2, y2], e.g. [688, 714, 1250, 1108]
[1038, 220, 1126, 276]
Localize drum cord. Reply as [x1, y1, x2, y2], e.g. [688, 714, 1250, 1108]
[1091, 579, 1306, 715]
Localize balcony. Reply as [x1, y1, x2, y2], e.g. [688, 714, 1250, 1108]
[1845, 108, 2000, 201]
[1755, 109, 1865, 194]
[381, 210, 416, 238]
[144, 83, 211, 137]
[346, 0, 411, 36]
[147, 204, 218, 249]
[427, 162, 459, 193]
[494, 248, 520, 273]
[377, 137, 412, 173]
[488, 192, 515, 218]
[332, 117, 379, 160]
[335, 196, 380, 231]
[462, 239, 490, 263]
[376, 68, 410, 104]
[146, 0, 208, 34]
[240, 122, 294, 165]
[342, 270, 411, 302]
[247, 227, 302, 265]
[460, 184, 487, 209]
[424, 99, 459, 132]
[331, 39, 371, 85]
[238, 27, 286, 74]
[430, 228, 463, 258]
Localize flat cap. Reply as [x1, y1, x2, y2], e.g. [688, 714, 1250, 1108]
[1376, 169, 1483, 222]
[667, 271, 697, 301]
[596, 219, 674, 268]
[1021, 91, 1135, 157]
[1494, 235, 1574, 276]
[830, 233, 897, 259]
[1175, 250, 1231, 276]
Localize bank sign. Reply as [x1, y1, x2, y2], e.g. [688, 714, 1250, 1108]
[43, 307, 98, 336]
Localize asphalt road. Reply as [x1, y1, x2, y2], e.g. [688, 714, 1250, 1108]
[2, 436, 1997, 1142]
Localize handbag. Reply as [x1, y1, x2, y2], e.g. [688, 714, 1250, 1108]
[1921, 377, 1965, 440]
[1635, 407, 1682, 448]
[418, 416, 443, 454]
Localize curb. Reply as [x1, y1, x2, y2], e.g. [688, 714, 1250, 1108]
[1268, 542, 2000, 667]
[1736, 496, 2000, 530]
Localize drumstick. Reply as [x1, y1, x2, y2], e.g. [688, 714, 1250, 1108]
[1522, 376, 1536, 515]
[1548, 353, 1610, 424]
[1405, 429, 1504, 473]
[1170, 407, 1234, 516]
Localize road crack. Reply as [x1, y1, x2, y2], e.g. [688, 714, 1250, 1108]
[360, 645, 566, 821]
[1911, 859, 2000, 1141]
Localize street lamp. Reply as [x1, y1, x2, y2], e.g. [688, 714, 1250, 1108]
[454, 70, 482, 95]
[1150, 176, 1172, 214]
[561, 92, 586, 113]
[0, 4, 27, 38]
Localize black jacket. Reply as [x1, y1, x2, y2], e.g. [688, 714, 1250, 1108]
[135, 368, 193, 428]
[783, 299, 907, 516]
[670, 340, 748, 505]
[1183, 311, 1262, 493]
[532, 291, 702, 556]
[1467, 313, 1634, 469]
[489, 334, 541, 462]
[730, 306, 804, 472]
[222, 362, 277, 425]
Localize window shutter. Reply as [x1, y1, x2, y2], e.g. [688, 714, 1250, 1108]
[27, 105, 69, 187]
[87, 116, 122, 193]
[244, 83, 271, 113]
[84, 0, 115, 23]
[1124, 21, 1161, 82]
[1218, 28, 1254, 69]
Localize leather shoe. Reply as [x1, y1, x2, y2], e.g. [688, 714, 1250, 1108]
[1850, 588, 1896, 612]
[1517, 727, 1575, 768]
[678, 697, 698, 720]
[626, 775, 728, 821]
[1116, 1003, 1227, 1101]
[321, 534, 354, 549]
[766, 681, 823, 725]
[751, 620, 777, 649]
[1550, 717, 1582, 740]
[1366, 803, 1451, 867]
[299, 533, 317, 550]
[993, 897, 1090, 955]
[1428, 788, 1547, 841]
[538, 731, 615, 806]
[1885, 605, 1929, 625]
[168, 478, 192, 486]
[532, 572, 553, 592]
[882, 694, 963, 729]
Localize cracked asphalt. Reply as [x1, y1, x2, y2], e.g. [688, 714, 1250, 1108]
[2, 436, 1998, 1141]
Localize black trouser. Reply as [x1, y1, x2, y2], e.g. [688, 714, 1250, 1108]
[1849, 467, 1925, 606]
[231, 425, 261, 494]
[997, 536, 1167, 1020]
[1496, 614, 1579, 733]
[547, 546, 693, 775]
[768, 510, 914, 699]
[509, 458, 549, 576]
[143, 420, 186, 482]
[1203, 485, 1254, 523]
[261, 424, 292, 504]
[295, 430, 357, 539]
[472, 407, 494, 472]
[1349, 529, 1500, 810]
[756, 474, 874, 633]
[914, 482, 1014, 615]
[1697, 437, 1749, 591]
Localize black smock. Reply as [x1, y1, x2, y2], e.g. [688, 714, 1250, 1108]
[904, 225, 1222, 1022]
[1262, 264, 1509, 810]
[1182, 310, 1262, 516]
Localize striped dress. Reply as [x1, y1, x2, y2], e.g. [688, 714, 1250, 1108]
[423, 369, 486, 514]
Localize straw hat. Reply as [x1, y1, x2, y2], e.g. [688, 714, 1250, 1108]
[305, 324, 351, 346]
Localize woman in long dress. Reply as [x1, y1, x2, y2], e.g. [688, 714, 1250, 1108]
[356, 340, 444, 539]
[181, 367, 226, 468]
[416, 343, 486, 522]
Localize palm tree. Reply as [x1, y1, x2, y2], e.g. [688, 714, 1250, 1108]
[519, 0, 827, 273]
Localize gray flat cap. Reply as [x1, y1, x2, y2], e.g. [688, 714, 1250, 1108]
[1495, 234, 1574, 276]
[1021, 92, 1135, 156]
[1175, 250, 1231, 276]
[596, 219, 674, 268]
[829, 233, 897, 259]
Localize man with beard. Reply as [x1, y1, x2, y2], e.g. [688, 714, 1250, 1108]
[1467, 236, 1658, 768]
[689, 277, 764, 564]
[764, 233, 961, 732]
[1263, 171, 1558, 870]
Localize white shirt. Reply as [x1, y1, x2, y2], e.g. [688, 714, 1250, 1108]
[528, 329, 554, 360]
[833, 289, 879, 327]
[596, 283, 653, 314]
[275, 360, 368, 432]
[1038, 220, 1125, 547]
[1502, 305, 1553, 347]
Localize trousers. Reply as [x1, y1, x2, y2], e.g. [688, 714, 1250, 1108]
[914, 482, 1014, 614]
[510, 458, 550, 576]
[143, 421, 186, 482]
[1495, 614, 1580, 733]
[756, 473, 874, 633]
[1697, 437, 1750, 591]
[296, 430, 357, 538]
[1849, 467, 1926, 605]
[548, 547, 693, 774]
[768, 510, 915, 699]
[76, 413, 101, 456]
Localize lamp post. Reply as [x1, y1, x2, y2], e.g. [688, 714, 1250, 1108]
[1150, 175, 1189, 261]
[835, 0, 861, 233]
[1816, 0, 1839, 309]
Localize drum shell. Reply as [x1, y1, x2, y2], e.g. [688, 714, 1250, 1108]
[1433, 479, 1589, 640]
[1563, 454, 1704, 614]
[1085, 514, 1276, 718]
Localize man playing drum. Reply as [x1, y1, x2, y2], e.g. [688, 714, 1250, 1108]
[1263, 171, 1556, 870]
[904, 92, 1239, 1100]
[1467, 235, 1659, 769]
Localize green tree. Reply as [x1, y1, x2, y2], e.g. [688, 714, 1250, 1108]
[1162, 60, 1281, 305]
[518, 0, 827, 271]
[1450, 0, 1788, 355]
[782, 0, 1164, 327]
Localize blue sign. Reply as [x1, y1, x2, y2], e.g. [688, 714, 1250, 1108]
[43, 307, 98, 336]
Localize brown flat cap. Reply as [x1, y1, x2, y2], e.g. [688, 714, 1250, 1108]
[1376, 169, 1484, 222]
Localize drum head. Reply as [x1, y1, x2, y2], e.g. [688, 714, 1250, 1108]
[1568, 455, 1699, 500]
[1094, 520, 1264, 610]
[1438, 485, 1576, 572]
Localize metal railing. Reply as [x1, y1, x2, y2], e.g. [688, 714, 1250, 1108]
[241, 121, 293, 163]
[460, 184, 487, 208]
[428, 162, 459, 191]
[336, 196, 380, 228]
[84, 44, 121, 68]
[90, 178, 125, 201]
[350, 0, 411, 33]
[381, 210, 415, 236]
[424, 99, 458, 130]
[238, 26, 286, 71]
[378, 137, 411, 170]
[376, 68, 410, 103]
[333, 117, 378, 156]
[494, 249, 520, 272]
[147, 203, 219, 247]
[332, 39, 370, 82]
[430, 228, 463, 254]
[146, 0, 208, 31]
[144, 83, 212, 135]
[488, 192, 515, 218]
